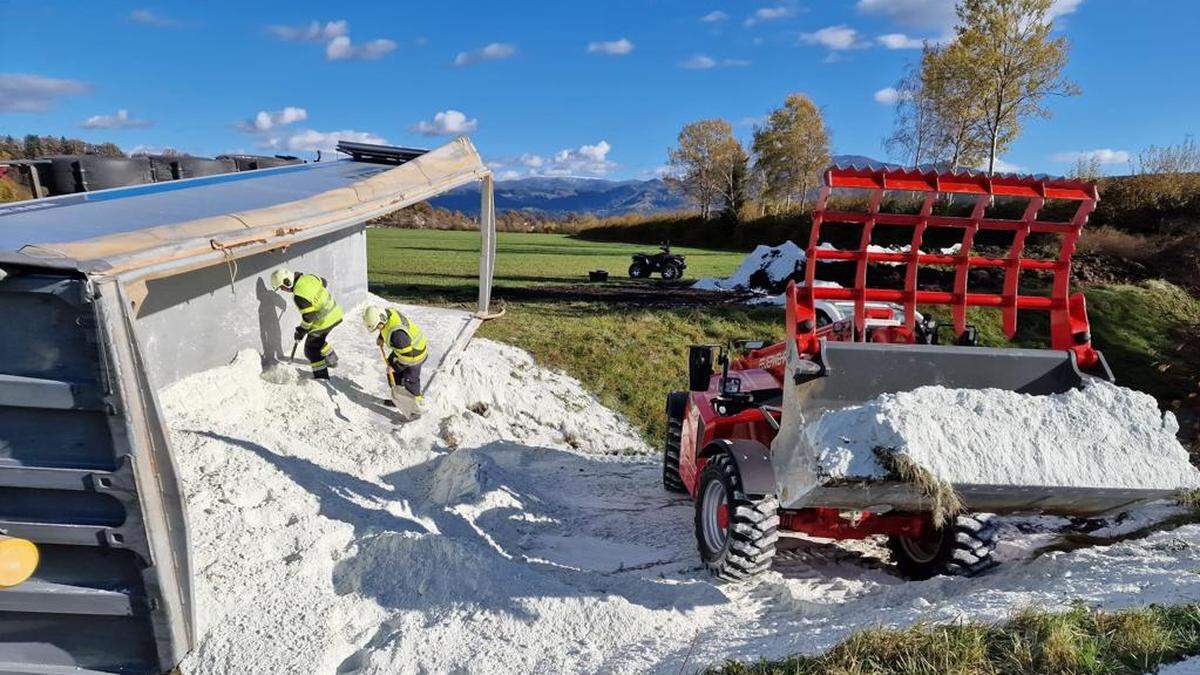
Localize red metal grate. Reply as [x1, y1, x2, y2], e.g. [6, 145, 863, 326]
[788, 166, 1100, 368]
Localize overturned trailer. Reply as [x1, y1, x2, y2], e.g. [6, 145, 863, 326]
[0, 138, 496, 673]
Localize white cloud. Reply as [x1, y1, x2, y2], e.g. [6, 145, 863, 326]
[267, 20, 348, 42]
[873, 87, 902, 104]
[857, 0, 1080, 33]
[988, 158, 1024, 173]
[738, 115, 768, 127]
[453, 42, 517, 67]
[680, 55, 751, 69]
[877, 32, 924, 49]
[800, 25, 865, 50]
[237, 106, 308, 132]
[587, 38, 635, 56]
[0, 73, 90, 113]
[325, 36, 397, 61]
[700, 10, 729, 22]
[681, 55, 717, 70]
[129, 9, 179, 27]
[264, 129, 386, 154]
[745, 5, 795, 27]
[80, 109, 154, 129]
[1051, 148, 1130, 164]
[410, 109, 479, 136]
[494, 141, 617, 178]
[267, 19, 393, 62]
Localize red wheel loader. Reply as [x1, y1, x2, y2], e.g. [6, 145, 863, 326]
[665, 167, 1179, 581]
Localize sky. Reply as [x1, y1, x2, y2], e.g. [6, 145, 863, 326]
[1, 1, 1197, 181]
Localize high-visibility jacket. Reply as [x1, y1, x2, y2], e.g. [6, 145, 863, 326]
[382, 308, 427, 366]
[292, 274, 343, 332]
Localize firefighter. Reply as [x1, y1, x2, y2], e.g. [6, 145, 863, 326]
[270, 268, 344, 380]
[362, 304, 427, 409]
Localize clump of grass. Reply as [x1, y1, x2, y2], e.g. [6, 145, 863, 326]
[714, 604, 1200, 675]
[1177, 488, 1200, 510]
[873, 448, 963, 529]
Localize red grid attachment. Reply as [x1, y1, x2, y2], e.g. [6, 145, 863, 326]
[789, 166, 1100, 369]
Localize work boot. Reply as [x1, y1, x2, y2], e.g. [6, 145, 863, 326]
[312, 369, 330, 380]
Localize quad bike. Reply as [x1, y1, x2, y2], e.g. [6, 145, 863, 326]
[629, 244, 686, 280]
[664, 167, 1178, 582]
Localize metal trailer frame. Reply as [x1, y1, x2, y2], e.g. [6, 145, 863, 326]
[0, 138, 496, 673]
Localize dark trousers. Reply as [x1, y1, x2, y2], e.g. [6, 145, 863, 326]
[389, 362, 422, 396]
[304, 325, 338, 376]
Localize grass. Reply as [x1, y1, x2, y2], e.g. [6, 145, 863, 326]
[367, 228, 746, 299]
[714, 603, 1200, 675]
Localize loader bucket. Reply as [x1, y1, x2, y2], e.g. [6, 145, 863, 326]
[772, 341, 1170, 518]
[792, 340, 1105, 422]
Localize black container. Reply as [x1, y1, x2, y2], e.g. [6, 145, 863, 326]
[588, 270, 609, 282]
[44, 155, 153, 195]
[145, 155, 237, 181]
[218, 154, 304, 172]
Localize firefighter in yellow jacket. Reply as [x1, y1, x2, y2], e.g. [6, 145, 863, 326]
[362, 304, 427, 409]
[271, 268, 344, 380]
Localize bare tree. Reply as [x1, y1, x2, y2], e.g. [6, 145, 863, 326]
[752, 93, 830, 212]
[950, 0, 1080, 174]
[885, 55, 948, 167]
[667, 119, 745, 219]
[1137, 136, 1200, 175]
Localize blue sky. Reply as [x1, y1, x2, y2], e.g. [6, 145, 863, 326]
[1, 1, 1196, 180]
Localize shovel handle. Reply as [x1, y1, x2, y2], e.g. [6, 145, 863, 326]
[289, 339, 299, 361]
[378, 342, 396, 387]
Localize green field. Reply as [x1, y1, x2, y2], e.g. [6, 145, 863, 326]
[367, 228, 746, 303]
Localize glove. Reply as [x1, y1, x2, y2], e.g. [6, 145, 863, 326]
[294, 326, 308, 341]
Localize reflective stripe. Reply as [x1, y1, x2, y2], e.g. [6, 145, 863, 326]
[310, 360, 326, 369]
[293, 274, 343, 331]
[382, 308, 427, 365]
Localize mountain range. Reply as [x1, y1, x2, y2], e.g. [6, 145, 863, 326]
[430, 154, 892, 216]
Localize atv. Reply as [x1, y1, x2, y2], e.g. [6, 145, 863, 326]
[629, 243, 686, 280]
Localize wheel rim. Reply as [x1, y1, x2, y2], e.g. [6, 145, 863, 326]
[701, 480, 729, 552]
[899, 534, 941, 564]
[664, 266, 679, 280]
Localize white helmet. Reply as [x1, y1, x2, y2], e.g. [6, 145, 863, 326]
[362, 305, 388, 332]
[270, 268, 294, 291]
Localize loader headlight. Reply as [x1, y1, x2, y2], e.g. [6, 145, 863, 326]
[721, 377, 741, 395]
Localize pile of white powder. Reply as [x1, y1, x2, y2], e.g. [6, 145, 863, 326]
[162, 300, 1200, 673]
[807, 379, 1200, 490]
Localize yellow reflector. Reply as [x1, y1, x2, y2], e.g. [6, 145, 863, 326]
[0, 536, 39, 588]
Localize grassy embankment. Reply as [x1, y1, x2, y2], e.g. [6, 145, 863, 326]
[368, 228, 1200, 451]
[715, 603, 1200, 675]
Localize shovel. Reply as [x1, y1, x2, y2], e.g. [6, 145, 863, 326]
[378, 342, 421, 419]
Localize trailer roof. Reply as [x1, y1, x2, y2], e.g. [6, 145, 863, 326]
[0, 160, 391, 252]
[0, 137, 489, 275]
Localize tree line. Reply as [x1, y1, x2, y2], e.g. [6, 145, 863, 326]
[0, 135, 125, 161]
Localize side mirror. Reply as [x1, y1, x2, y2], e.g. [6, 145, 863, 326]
[688, 345, 714, 392]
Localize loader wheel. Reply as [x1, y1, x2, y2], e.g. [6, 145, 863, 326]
[695, 453, 778, 581]
[661, 264, 682, 281]
[663, 392, 688, 493]
[889, 513, 998, 580]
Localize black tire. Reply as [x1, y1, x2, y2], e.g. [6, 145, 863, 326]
[695, 453, 778, 581]
[888, 513, 998, 580]
[629, 262, 649, 279]
[663, 392, 688, 493]
[661, 263, 682, 281]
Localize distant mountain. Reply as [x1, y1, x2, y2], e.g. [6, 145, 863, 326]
[429, 154, 892, 216]
[430, 176, 688, 216]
